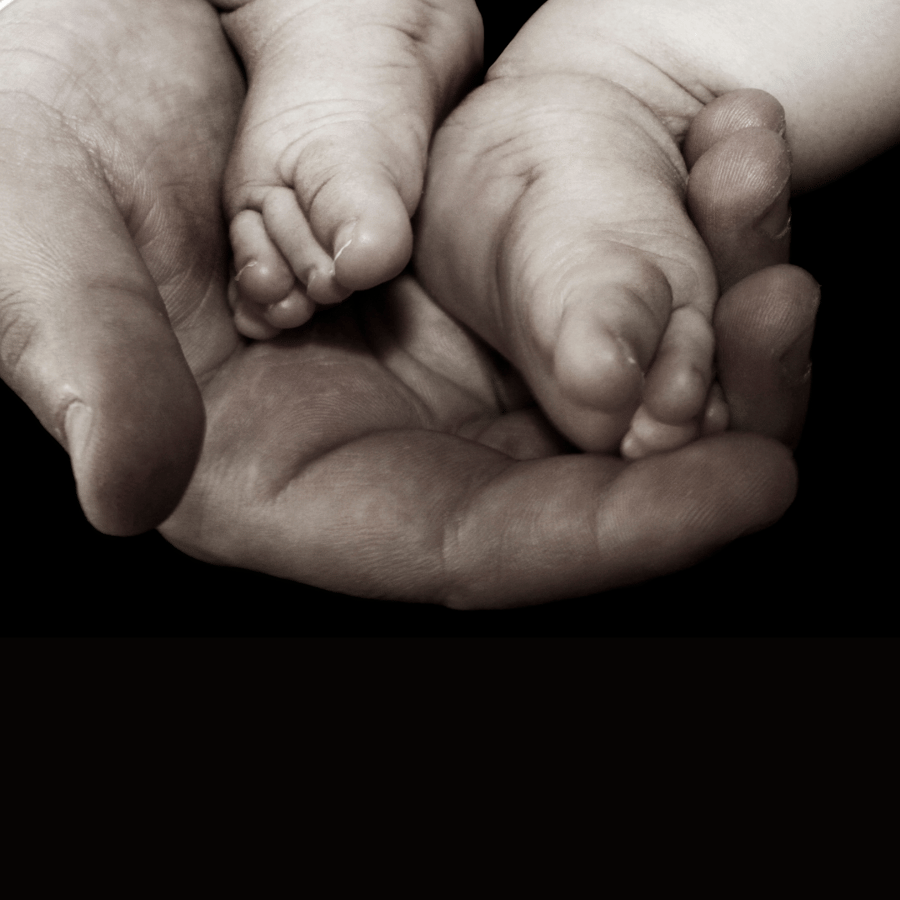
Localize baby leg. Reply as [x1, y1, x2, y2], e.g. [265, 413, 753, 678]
[213, 0, 481, 338]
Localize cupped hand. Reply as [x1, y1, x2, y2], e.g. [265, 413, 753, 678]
[161, 91, 818, 607]
[0, 0, 243, 534]
[0, 0, 817, 605]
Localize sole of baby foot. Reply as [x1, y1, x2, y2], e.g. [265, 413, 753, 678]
[415, 72, 721, 457]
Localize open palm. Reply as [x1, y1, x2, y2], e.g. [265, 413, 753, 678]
[163, 260, 810, 607]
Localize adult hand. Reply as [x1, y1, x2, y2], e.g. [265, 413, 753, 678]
[0, 1, 817, 605]
[161, 90, 818, 607]
[0, 0, 243, 534]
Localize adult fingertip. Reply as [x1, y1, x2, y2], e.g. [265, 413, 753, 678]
[729, 433, 798, 537]
[684, 89, 786, 168]
[715, 265, 819, 446]
[593, 433, 797, 590]
[681, 433, 797, 535]
[73, 409, 205, 538]
[650, 434, 797, 560]
[688, 127, 792, 291]
[718, 264, 819, 359]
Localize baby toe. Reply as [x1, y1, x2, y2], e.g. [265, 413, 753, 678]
[262, 286, 317, 331]
[620, 307, 716, 459]
[230, 209, 296, 308]
[643, 306, 715, 426]
[324, 177, 415, 292]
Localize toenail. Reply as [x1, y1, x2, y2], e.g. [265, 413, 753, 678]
[307, 268, 352, 305]
[616, 337, 639, 369]
[333, 236, 353, 263]
[331, 221, 357, 272]
[235, 259, 258, 281]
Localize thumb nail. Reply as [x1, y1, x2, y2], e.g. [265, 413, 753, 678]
[64, 401, 92, 465]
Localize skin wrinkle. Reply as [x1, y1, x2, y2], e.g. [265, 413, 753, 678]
[5, 113, 188, 339]
[503, 224, 692, 360]
[612, 43, 712, 130]
[218, 386, 365, 506]
[491, 189, 529, 359]
[483, 350, 529, 415]
[288, 131, 420, 220]
[257, 436, 435, 588]
[228, 87, 430, 220]
[383, 280, 522, 421]
[215, 280, 512, 564]
[362, 298, 493, 424]
[0, 287, 37, 387]
[2, 1, 819, 586]
[491, 32, 708, 139]
[0, 90, 102, 181]
[458, 88, 687, 284]
[1, 146, 116, 300]
[359, 326, 444, 434]
[336, 455, 450, 599]
[102, 129, 226, 329]
[7, 38, 220, 256]
[437, 453, 522, 608]
[223, 0, 464, 98]
[220, 4, 311, 65]
[0, 48, 83, 108]
[445, 458, 613, 608]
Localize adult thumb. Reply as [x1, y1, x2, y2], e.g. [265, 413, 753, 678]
[0, 118, 204, 535]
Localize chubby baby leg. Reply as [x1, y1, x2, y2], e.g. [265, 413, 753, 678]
[212, 0, 482, 338]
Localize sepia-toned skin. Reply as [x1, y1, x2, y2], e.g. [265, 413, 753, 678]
[415, 0, 900, 463]
[211, 0, 484, 338]
[0, 0, 820, 606]
[0, 0, 242, 534]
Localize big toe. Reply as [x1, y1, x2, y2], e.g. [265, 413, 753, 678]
[542, 267, 672, 452]
[306, 158, 416, 292]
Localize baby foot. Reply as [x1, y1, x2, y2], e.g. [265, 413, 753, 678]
[416, 72, 724, 457]
[213, 0, 482, 338]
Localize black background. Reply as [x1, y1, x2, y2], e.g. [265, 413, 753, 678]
[2, 1, 894, 635]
